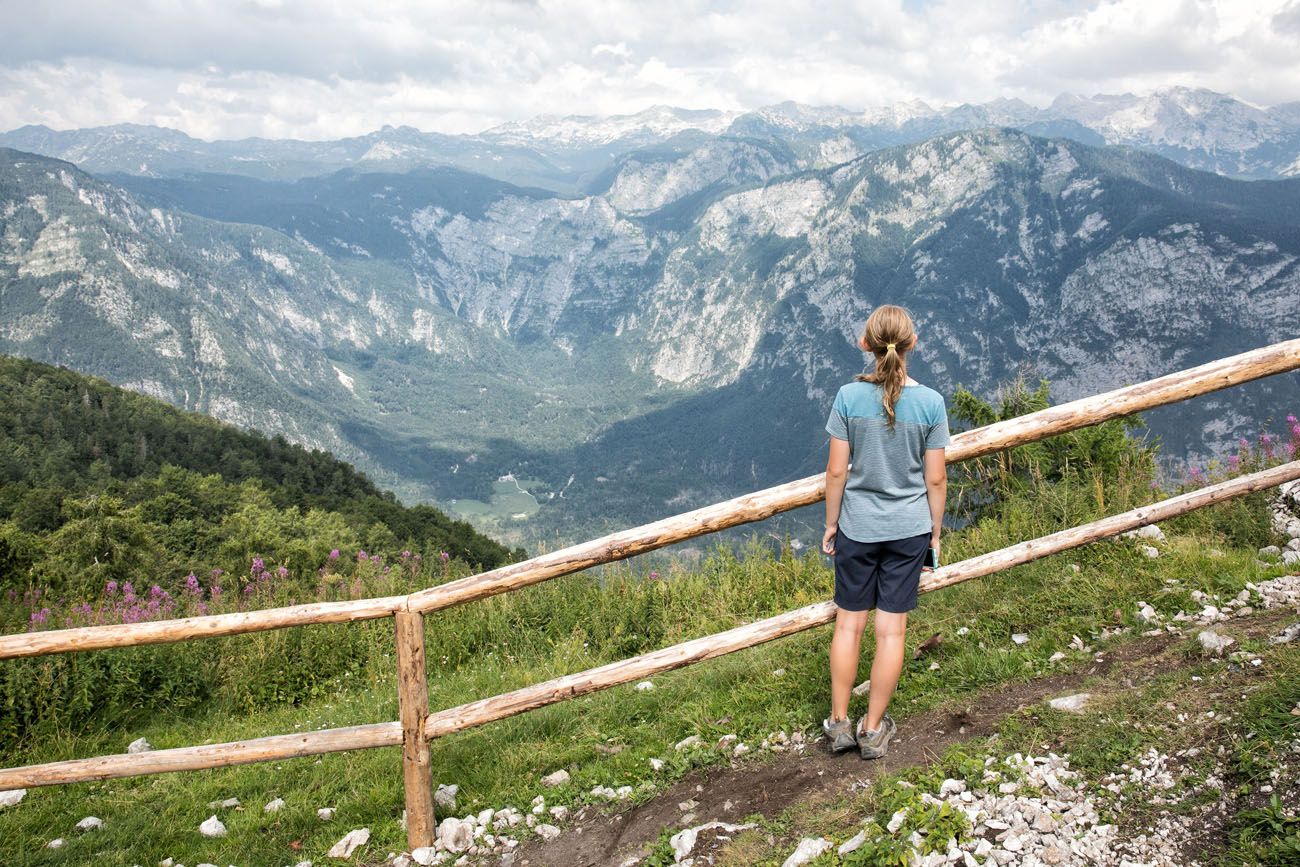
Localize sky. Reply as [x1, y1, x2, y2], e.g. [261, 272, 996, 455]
[1, 0, 1298, 141]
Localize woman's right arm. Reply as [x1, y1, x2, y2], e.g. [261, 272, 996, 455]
[822, 437, 850, 554]
[924, 447, 947, 560]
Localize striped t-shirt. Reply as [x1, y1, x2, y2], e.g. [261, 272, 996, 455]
[825, 381, 950, 543]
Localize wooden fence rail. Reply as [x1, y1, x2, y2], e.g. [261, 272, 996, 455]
[2, 338, 1298, 854]
[2, 337, 1298, 661]
[4, 459, 1299, 794]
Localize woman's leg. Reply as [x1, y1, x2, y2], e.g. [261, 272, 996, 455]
[863, 610, 908, 732]
[829, 606, 870, 721]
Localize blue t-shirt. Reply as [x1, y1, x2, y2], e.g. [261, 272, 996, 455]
[825, 381, 950, 543]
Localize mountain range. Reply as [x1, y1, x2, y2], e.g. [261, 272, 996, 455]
[2, 88, 1299, 545]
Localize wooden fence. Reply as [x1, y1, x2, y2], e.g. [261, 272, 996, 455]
[2, 338, 1299, 851]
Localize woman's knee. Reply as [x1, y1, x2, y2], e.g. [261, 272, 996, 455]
[874, 611, 908, 641]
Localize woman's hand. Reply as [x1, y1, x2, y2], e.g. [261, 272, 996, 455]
[924, 535, 941, 571]
[822, 525, 838, 555]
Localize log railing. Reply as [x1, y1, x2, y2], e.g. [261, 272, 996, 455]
[2, 339, 1299, 852]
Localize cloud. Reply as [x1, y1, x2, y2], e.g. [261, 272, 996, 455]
[0, 0, 1297, 139]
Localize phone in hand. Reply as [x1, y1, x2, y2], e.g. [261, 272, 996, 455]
[926, 546, 940, 569]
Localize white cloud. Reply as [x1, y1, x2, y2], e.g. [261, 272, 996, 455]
[0, 0, 1297, 139]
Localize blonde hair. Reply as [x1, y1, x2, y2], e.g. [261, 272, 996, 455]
[854, 304, 916, 429]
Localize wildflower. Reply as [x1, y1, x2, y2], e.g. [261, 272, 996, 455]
[358, 550, 369, 562]
[1292, 424, 1300, 438]
[650, 571, 659, 579]
[184, 573, 203, 597]
[328, 549, 340, 561]
[1288, 414, 1297, 424]
[150, 584, 164, 598]
[1287, 443, 1297, 458]
[105, 580, 118, 596]
[28, 607, 50, 626]
[1261, 433, 1273, 445]
[210, 568, 224, 579]
[401, 550, 411, 560]
[1239, 437, 1250, 448]
[439, 551, 450, 563]
[244, 583, 255, 595]
[252, 557, 265, 572]
[277, 565, 289, 579]
[1227, 454, 1240, 469]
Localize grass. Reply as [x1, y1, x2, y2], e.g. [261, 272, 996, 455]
[0, 485, 1293, 865]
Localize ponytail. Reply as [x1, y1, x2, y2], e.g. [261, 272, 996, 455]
[854, 305, 916, 429]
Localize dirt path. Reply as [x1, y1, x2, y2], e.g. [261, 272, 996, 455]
[510, 609, 1297, 867]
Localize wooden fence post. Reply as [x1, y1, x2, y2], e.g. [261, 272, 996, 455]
[395, 609, 435, 850]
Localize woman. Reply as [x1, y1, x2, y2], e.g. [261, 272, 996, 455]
[821, 304, 949, 758]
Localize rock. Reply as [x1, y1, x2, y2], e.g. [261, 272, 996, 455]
[127, 737, 153, 754]
[1198, 629, 1235, 655]
[411, 847, 437, 866]
[1259, 545, 1282, 559]
[1137, 603, 1158, 623]
[317, 807, 336, 821]
[435, 784, 458, 812]
[264, 797, 285, 812]
[540, 769, 570, 788]
[649, 757, 665, 771]
[674, 735, 703, 751]
[548, 805, 568, 821]
[938, 778, 966, 796]
[670, 825, 700, 861]
[1271, 623, 1300, 644]
[46, 838, 64, 849]
[782, 836, 832, 867]
[771, 668, 786, 677]
[206, 796, 240, 809]
[1048, 651, 1066, 662]
[733, 743, 750, 757]
[76, 816, 103, 832]
[535, 823, 561, 841]
[325, 828, 370, 858]
[1139, 545, 1160, 559]
[851, 678, 872, 696]
[1049, 693, 1092, 713]
[1011, 633, 1030, 645]
[0, 788, 25, 808]
[1283, 550, 1300, 566]
[887, 809, 908, 833]
[634, 680, 655, 692]
[838, 830, 866, 855]
[199, 815, 227, 838]
[1288, 538, 1300, 551]
[1123, 524, 1166, 542]
[438, 816, 474, 852]
[717, 734, 738, 749]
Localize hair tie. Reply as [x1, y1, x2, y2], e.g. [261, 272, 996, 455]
[886, 342, 896, 352]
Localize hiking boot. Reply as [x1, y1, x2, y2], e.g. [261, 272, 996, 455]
[856, 713, 897, 759]
[822, 717, 857, 753]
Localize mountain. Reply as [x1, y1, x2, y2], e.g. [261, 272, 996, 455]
[5, 89, 1300, 187]
[0, 354, 523, 592]
[3, 131, 1298, 543]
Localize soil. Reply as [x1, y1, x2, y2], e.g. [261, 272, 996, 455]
[509, 608, 1300, 867]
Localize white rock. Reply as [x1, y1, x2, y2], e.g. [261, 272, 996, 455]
[1259, 545, 1282, 559]
[1123, 524, 1166, 542]
[46, 838, 64, 849]
[887, 809, 908, 833]
[438, 816, 474, 853]
[549, 805, 569, 821]
[435, 783, 459, 812]
[535, 823, 561, 841]
[1048, 651, 1066, 662]
[1049, 693, 1092, 713]
[675, 735, 703, 751]
[0, 789, 25, 808]
[939, 778, 966, 796]
[264, 797, 285, 813]
[771, 668, 786, 677]
[127, 737, 153, 754]
[1283, 551, 1300, 565]
[325, 828, 370, 858]
[649, 758, 665, 771]
[1140, 545, 1160, 559]
[317, 807, 336, 821]
[541, 769, 570, 788]
[1197, 629, 1235, 655]
[76, 815, 104, 832]
[956, 627, 970, 636]
[199, 815, 227, 838]
[782, 836, 832, 867]
[670, 826, 700, 861]
[838, 830, 866, 855]
[411, 847, 437, 865]
[851, 678, 872, 696]
[1011, 633, 1030, 645]
[634, 680, 655, 692]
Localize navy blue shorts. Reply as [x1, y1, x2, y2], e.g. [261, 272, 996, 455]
[832, 528, 930, 613]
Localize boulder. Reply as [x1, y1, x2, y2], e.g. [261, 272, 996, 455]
[1122, 525, 1166, 542]
[783, 837, 832, 867]
[0, 789, 25, 809]
[75, 816, 103, 832]
[540, 769, 570, 788]
[434, 783, 459, 812]
[1048, 693, 1092, 713]
[1198, 629, 1235, 655]
[127, 737, 153, 754]
[437, 816, 473, 853]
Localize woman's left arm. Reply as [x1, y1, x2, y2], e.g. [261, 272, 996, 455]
[822, 437, 851, 554]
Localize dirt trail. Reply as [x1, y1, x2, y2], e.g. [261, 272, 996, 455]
[511, 609, 1297, 867]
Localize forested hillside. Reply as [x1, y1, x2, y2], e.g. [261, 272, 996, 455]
[0, 355, 523, 598]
